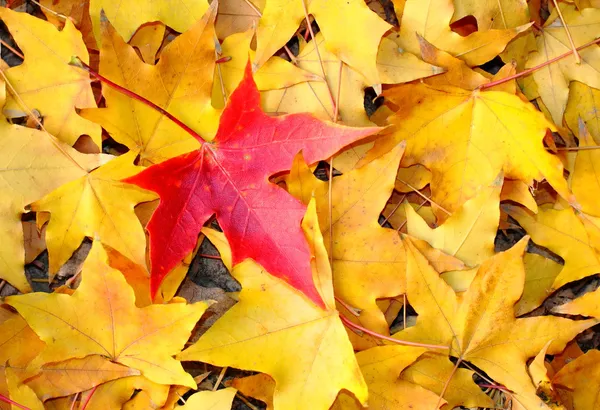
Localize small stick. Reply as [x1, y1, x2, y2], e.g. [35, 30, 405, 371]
[436, 358, 461, 409]
[338, 313, 449, 350]
[381, 194, 407, 226]
[213, 367, 228, 391]
[69, 392, 80, 410]
[557, 145, 600, 151]
[236, 393, 259, 410]
[480, 37, 600, 90]
[550, 0, 581, 64]
[0, 38, 24, 59]
[396, 177, 451, 216]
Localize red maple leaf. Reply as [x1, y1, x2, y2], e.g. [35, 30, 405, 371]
[126, 64, 378, 307]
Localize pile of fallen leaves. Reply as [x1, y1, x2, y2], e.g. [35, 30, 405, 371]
[1, 0, 600, 409]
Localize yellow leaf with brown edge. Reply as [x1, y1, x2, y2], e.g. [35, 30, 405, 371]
[5, 368, 43, 410]
[0, 7, 100, 146]
[399, 352, 495, 409]
[81, 3, 219, 165]
[89, 0, 209, 44]
[177, 388, 237, 410]
[406, 175, 501, 266]
[397, 0, 531, 67]
[335, 345, 442, 410]
[370, 83, 573, 220]
[565, 81, 600, 145]
[6, 242, 207, 388]
[525, 4, 600, 126]
[255, 0, 390, 86]
[394, 237, 597, 410]
[178, 200, 368, 410]
[25, 355, 140, 402]
[507, 205, 600, 292]
[552, 350, 600, 410]
[0, 79, 105, 292]
[29, 151, 156, 279]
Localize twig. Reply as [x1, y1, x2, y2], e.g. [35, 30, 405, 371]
[29, 0, 68, 20]
[213, 367, 228, 391]
[396, 177, 451, 216]
[69, 56, 204, 144]
[381, 194, 406, 226]
[480, 37, 600, 90]
[550, 0, 580, 64]
[69, 392, 80, 410]
[0, 38, 24, 59]
[557, 145, 600, 151]
[338, 313, 449, 350]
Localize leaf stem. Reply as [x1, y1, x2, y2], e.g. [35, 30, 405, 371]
[338, 313, 449, 350]
[335, 296, 361, 316]
[0, 38, 24, 59]
[550, 0, 580, 64]
[69, 56, 205, 145]
[81, 384, 99, 410]
[436, 358, 461, 409]
[479, 37, 600, 91]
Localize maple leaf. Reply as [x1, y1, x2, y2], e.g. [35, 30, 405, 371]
[394, 237, 596, 409]
[506, 205, 600, 292]
[81, 4, 219, 164]
[525, 4, 600, 125]
[0, 313, 45, 410]
[178, 388, 237, 410]
[0, 80, 104, 292]
[333, 346, 443, 410]
[177, 201, 368, 410]
[261, 32, 442, 129]
[551, 350, 600, 409]
[405, 175, 502, 266]
[29, 151, 156, 278]
[88, 0, 209, 44]
[370, 83, 573, 219]
[255, 0, 391, 85]
[125, 62, 377, 306]
[565, 81, 600, 145]
[399, 352, 495, 409]
[25, 356, 139, 402]
[5, 242, 207, 388]
[397, 0, 531, 66]
[0, 7, 100, 146]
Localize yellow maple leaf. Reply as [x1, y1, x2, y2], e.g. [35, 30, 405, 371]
[89, 0, 209, 44]
[551, 350, 600, 410]
[372, 83, 573, 219]
[29, 151, 156, 278]
[177, 201, 368, 410]
[177, 388, 237, 410]
[0, 78, 104, 292]
[255, 0, 391, 85]
[525, 4, 600, 126]
[81, 3, 219, 165]
[397, 0, 530, 67]
[399, 352, 495, 409]
[405, 175, 502, 266]
[25, 355, 139, 402]
[507, 205, 600, 292]
[395, 237, 596, 410]
[0, 7, 100, 146]
[565, 81, 600, 145]
[5, 242, 207, 388]
[334, 346, 442, 410]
